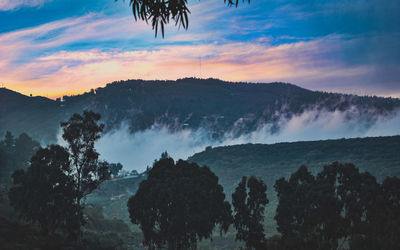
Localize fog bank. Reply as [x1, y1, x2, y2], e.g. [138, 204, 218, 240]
[94, 108, 400, 172]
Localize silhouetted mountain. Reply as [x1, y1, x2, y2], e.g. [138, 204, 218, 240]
[1, 78, 400, 142]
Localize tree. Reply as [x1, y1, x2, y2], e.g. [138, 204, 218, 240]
[0, 146, 7, 184]
[372, 176, 400, 249]
[14, 133, 41, 170]
[3, 131, 14, 151]
[350, 176, 400, 250]
[275, 162, 400, 250]
[2, 131, 16, 182]
[128, 157, 232, 250]
[274, 165, 326, 250]
[8, 145, 78, 235]
[160, 151, 169, 159]
[232, 176, 268, 250]
[314, 163, 363, 250]
[109, 163, 123, 178]
[8, 111, 110, 239]
[60, 110, 110, 233]
[327, 163, 380, 249]
[125, 0, 250, 37]
[0, 131, 40, 185]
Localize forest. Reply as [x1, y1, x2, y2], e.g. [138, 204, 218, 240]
[1, 78, 399, 143]
[2, 0, 400, 249]
[1, 111, 400, 249]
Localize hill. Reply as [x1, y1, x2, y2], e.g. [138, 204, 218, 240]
[1, 78, 399, 143]
[88, 135, 400, 237]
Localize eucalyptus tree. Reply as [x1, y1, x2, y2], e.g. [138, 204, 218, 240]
[128, 157, 232, 249]
[232, 176, 268, 250]
[124, 0, 251, 37]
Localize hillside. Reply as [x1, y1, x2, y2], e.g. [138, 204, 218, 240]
[188, 135, 400, 235]
[89, 135, 400, 237]
[0, 87, 61, 142]
[1, 78, 400, 143]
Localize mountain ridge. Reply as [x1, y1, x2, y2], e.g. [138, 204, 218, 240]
[1, 78, 400, 143]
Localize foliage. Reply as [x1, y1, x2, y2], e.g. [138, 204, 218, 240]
[82, 205, 135, 250]
[60, 110, 110, 215]
[7, 111, 111, 239]
[232, 176, 268, 250]
[0, 206, 135, 250]
[189, 135, 400, 236]
[128, 157, 232, 249]
[275, 162, 400, 250]
[126, 0, 250, 37]
[2, 79, 399, 144]
[8, 145, 78, 235]
[0, 131, 40, 185]
[109, 162, 123, 178]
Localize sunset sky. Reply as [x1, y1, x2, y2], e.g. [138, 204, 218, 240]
[0, 0, 399, 98]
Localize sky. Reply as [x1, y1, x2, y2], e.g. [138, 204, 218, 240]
[0, 0, 399, 98]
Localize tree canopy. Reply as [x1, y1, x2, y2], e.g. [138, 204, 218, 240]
[126, 0, 250, 37]
[60, 110, 109, 209]
[0, 131, 40, 185]
[8, 111, 111, 239]
[232, 176, 268, 250]
[128, 157, 232, 249]
[109, 162, 123, 178]
[8, 145, 78, 235]
[274, 162, 400, 250]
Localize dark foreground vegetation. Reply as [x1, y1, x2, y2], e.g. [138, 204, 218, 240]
[0, 111, 134, 249]
[1, 111, 400, 249]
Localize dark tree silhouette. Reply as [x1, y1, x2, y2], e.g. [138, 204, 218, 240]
[8, 145, 78, 235]
[14, 133, 41, 170]
[128, 157, 232, 250]
[0, 146, 7, 184]
[160, 150, 169, 159]
[0, 131, 40, 184]
[125, 0, 250, 37]
[60, 110, 110, 233]
[232, 176, 268, 250]
[3, 131, 14, 150]
[1, 131, 15, 182]
[370, 176, 400, 249]
[109, 162, 123, 178]
[7, 111, 110, 240]
[275, 162, 400, 250]
[274, 166, 318, 250]
[348, 175, 400, 250]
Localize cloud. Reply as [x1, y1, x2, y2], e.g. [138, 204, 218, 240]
[93, 107, 400, 172]
[3, 31, 400, 98]
[3, 33, 399, 98]
[0, 0, 51, 11]
[0, 0, 399, 98]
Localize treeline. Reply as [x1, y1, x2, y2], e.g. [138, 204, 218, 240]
[126, 158, 400, 250]
[1, 111, 128, 249]
[2, 78, 400, 143]
[275, 163, 400, 250]
[2, 111, 400, 250]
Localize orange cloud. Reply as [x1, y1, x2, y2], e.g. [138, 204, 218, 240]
[1, 8, 397, 99]
[2, 37, 375, 99]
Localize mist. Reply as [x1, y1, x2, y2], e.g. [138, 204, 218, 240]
[95, 107, 400, 172]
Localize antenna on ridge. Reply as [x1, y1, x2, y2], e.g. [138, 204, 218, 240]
[199, 56, 202, 79]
